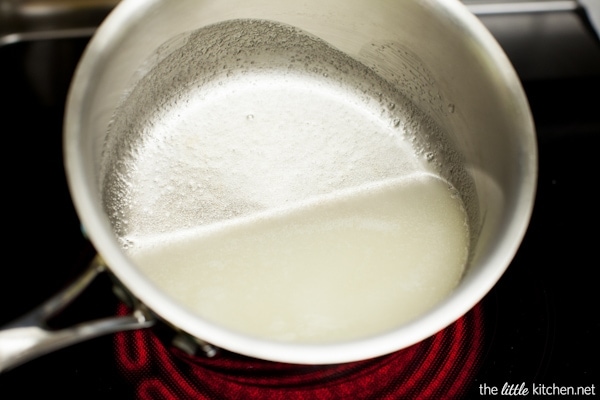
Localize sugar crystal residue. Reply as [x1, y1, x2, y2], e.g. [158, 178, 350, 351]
[101, 19, 474, 343]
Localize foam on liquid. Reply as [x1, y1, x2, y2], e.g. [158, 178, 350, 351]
[128, 174, 468, 343]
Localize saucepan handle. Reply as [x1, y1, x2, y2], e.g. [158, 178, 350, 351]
[0, 255, 155, 373]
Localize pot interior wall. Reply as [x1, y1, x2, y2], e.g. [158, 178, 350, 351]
[87, 0, 532, 275]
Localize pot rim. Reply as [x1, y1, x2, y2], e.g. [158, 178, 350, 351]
[64, 0, 537, 364]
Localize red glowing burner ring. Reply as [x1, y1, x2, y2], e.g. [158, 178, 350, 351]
[115, 303, 484, 399]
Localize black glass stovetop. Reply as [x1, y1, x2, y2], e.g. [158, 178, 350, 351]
[0, 30, 598, 398]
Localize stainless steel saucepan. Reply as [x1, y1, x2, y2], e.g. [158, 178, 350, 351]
[0, 0, 537, 372]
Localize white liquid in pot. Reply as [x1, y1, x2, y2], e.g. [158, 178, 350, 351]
[128, 174, 468, 343]
[106, 19, 474, 344]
